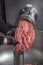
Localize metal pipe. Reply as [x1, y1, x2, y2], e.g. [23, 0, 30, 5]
[14, 51, 24, 65]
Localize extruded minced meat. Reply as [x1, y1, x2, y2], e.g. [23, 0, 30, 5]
[14, 19, 35, 54]
[24, 63, 32, 65]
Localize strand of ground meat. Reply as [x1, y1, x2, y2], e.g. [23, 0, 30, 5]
[14, 19, 35, 54]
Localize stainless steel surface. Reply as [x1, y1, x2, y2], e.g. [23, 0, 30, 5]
[19, 7, 38, 25]
[14, 51, 24, 65]
[15, 7, 38, 30]
[0, 30, 43, 65]
[0, 45, 14, 65]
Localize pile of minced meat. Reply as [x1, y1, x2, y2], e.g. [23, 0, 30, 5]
[14, 19, 35, 54]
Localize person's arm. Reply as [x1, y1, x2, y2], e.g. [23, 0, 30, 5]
[0, 18, 15, 36]
[0, 18, 11, 35]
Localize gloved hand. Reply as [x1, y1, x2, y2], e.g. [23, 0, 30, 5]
[7, 37, 19, 46]
[7, 28, 16, 36]
[14, 19, 35, 54]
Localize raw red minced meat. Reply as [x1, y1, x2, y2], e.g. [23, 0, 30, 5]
[14, 19, 35, 54]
